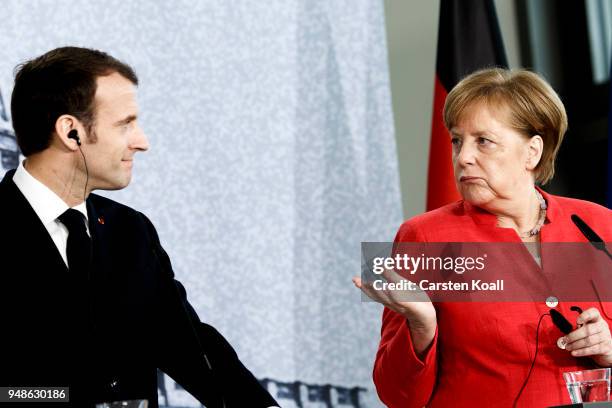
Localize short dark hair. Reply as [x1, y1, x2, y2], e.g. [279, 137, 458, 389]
[11, 46, 138, 156]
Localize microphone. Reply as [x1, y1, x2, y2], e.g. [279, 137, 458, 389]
[150, 244, 227, 408]
[571, 214, 612, 260]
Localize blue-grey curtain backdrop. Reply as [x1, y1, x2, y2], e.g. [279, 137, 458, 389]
[0, 1, 402, 407]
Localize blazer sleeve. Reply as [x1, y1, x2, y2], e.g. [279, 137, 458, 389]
[373, 220, 439, 408]
[141, 213, 278, 408]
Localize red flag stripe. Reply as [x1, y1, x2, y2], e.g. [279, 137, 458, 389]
[427, 76, 461, 211]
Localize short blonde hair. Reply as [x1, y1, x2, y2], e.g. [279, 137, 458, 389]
[443, 68, 567, 184]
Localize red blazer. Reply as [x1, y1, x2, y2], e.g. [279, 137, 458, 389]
[374, 189, 612, 407]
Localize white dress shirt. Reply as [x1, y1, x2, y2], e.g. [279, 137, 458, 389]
[12, 160, 88, 267]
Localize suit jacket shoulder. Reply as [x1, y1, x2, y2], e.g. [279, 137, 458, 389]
[545, 193, 612, 240]
[395, 192, 612, 243]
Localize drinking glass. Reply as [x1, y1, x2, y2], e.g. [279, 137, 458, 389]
[95, 400, 148, 408]
[563, 368, 611, 403]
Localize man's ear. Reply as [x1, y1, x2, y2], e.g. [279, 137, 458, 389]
[526, 135, 544, 171]
[55, 115, 83, 151]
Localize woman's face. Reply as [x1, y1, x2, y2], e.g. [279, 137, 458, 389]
[450, 103, 540, 208]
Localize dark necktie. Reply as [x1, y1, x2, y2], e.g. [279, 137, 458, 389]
[58, 209, 94, 371]
[58, 208, 92, 276]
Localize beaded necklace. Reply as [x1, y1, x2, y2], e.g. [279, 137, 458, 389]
[519, 189, 547, 238]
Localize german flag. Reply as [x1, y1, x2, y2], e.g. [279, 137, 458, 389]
[427, 0, 508, 211]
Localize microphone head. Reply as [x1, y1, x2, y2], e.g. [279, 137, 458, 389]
[571, 214, 605, 250]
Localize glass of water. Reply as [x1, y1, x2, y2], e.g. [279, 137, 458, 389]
[563, 368, 611, 403]
[95, 400, 148, 408]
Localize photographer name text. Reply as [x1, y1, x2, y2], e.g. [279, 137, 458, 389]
[373, 279, 504, 292]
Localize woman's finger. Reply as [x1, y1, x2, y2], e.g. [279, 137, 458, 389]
[565, 331, 607, 351]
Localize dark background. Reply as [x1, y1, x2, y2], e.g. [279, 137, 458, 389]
[516, 0, 609, 206]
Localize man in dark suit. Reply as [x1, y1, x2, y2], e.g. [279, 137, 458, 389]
[0, 46, 278, 408]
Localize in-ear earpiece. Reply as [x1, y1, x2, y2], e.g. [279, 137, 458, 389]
[67, 128, 88, 201]
[67, 129, 81, 146]
[570, 306, 583, 314]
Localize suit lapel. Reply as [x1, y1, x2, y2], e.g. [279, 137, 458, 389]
[87, 198, 112, 286]
[0, 170, 68, 275]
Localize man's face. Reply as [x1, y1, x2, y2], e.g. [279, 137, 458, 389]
[82, 72, 149, 191]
